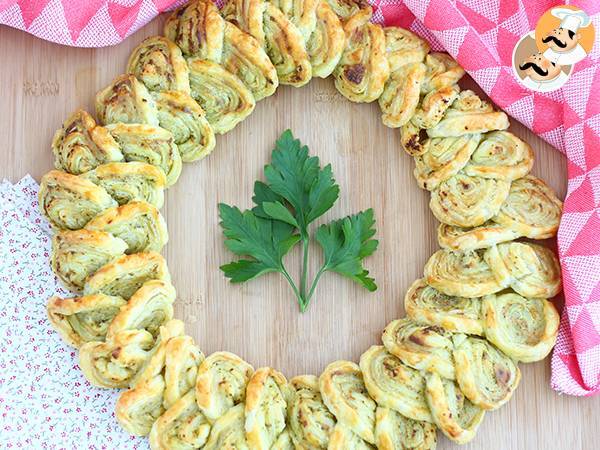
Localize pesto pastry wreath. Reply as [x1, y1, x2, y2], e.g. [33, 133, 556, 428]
[41, 0, 564, 447]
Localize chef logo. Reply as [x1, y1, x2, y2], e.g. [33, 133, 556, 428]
[512, 5, 595, 92]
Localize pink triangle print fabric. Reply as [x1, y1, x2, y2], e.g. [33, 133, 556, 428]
[0, 0, 599, 396]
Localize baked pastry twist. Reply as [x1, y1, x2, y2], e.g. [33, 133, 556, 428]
[40, 0, 564, 447]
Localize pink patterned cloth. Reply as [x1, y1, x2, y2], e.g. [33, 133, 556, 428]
[0, 0, 597, 404]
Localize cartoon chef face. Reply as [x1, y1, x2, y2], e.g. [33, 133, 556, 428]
[518, 52, 562, 82]
[542, 27, 580, 52]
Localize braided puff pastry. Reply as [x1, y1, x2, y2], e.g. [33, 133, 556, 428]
[305, 1, 345, 78]
[319, 360, 376, 444]
[324, 0, 372, 33]
[482, 293, 559, 363]
[105, 123, 182, 187]
[51, 229, 127, 291]
[424, 249, 503, 298]
[187, 58, 255, 134]
[153, 90, 216, 162]
[164, 0, 278, 100]
[374, 407, 437, 450]
[116, 332, 203, 435]
[287, 375, 336, 448]
[52, 109, 123, 175]
[80, 161, 166, 208]
[424, 373, 484, 444]
[463, 131, 534, 180]
[96, 74, 159, 126]
[492, 175, 563, 239]
[149, 390, 212, 450]
[359, 345, 432, 423]
[204, 403, 250, 449]
[378, 62, 426, 128]
[404, 279, 484, 336]
[271, 429, 294, 449]
[437, 221, 521, 252]
[85, 201, 169, 254]
[452, 335, 521, 410]
[328, 424, 375, 449]
[83, 251, 171, 300]
[127, 36, 190, 95]
[381, 319, 455, 380]
[484, 242, 562, 298]
[39, 170, 117, 230]
[105, 280, 176, 340]
[195, 351, 255, 421]
[46, 293, 126, 347]
[245, 367, 290, 449]
[429, 173, 511, 227]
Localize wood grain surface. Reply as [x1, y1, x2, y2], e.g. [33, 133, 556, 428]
[1, 16, 598, 450]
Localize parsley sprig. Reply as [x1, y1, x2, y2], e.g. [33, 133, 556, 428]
[219, 130, 378, 312]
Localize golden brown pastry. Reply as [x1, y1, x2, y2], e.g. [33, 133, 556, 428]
[39, 170, 117, 230]
[482, 292, 559, 363]
[381, 319, 455, 380]
[306, 1, 346, 78]
[404, 279, 484, 336]
[429, 173, 511, 227]
[420, 53, 465, 93]
[452, 334, 521, 410]
[127, 36, 191, 94]
[203, 403, 249, 449]
[424, 372, 484, 444]
[328, 424, 375, 450]
[411, 86, 459, 130]
[195, 351, 255, 421]
[492, 175, 563, 239]
[51, 229, 127, 291]
[463, 131, 534, 181]
[424, 249, 503, 298]
[383, 27, 429, 73]
[153, 90, 216, 162]
[245, 367, 290, 449]
[271, 429, 294, 450]
[52, 109, 123, 175]
[374, 407, 437, 450]
[287, 374, 336, 448]
[105, 123, 182, 187]
[319, 360, 376, 444]
[105, 280, 176, 340]
[85, 201, 169, 254]
[95, 74, 159, 126]
[164, 0, 278, 100]
[80, 161, 166, 208]
[149, 390, 212, 450]
[187, 57, 255, 134]
[437, 221, 521, 251]
[324, 0, 372, 33]
[379, 62, 426, 128]
[46, 293, 126, 348]
[484, 242, 562, 298]
[359, 345, 432, 423]
[83, 251, 171, 300]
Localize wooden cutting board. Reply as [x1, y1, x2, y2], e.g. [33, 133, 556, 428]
[0, 15, 598, 450]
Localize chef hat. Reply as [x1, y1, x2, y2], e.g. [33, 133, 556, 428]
[551, 7, 591, 33]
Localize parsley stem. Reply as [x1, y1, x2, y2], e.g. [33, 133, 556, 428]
[301, 265, 327, 312]
[281, 267, 303, 308]
[299, 234, 309, 300]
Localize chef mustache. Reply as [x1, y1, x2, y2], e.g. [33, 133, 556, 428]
[542, 35, 567, 48]
[518, 62, 549, 76]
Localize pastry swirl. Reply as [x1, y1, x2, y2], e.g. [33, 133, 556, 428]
[85, 201, 169, 254]
[39, 170, 117, 230]
[379, 62, 426, 128]
[319, 360, 376, 444]
[437, 221, 521, 251]
[52, 109, 123, 175]
[105, 123, 182, 187]
[204, 403, 250, 449]
[328, 424, 375, 450]
[383, 27, 429, 73]
[404, 279, 484, 336]
[96, 74, 159, 126]
[245, 367, 290, 449]
[424, 372, 484, 444]
[80, 161, 166, 208]
[381, 319, 455, 380]
[482, 292, 559, 363]
[83, 251, 171, 300]
[47, 293, 126, 348]
[153, 90, 216, 162]
[127, 36, 191, 94]
[374, 407, 437, 450]
[51, 229, 127, 292]
[287, 374, 336, 448]
[305, 1, 345, 78]
[195, 351, 255, 421]
[359, 345, 432, 423]
[452, 334, 521, 410]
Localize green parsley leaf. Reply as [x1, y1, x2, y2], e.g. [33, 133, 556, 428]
[315, 209, 379, 291]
